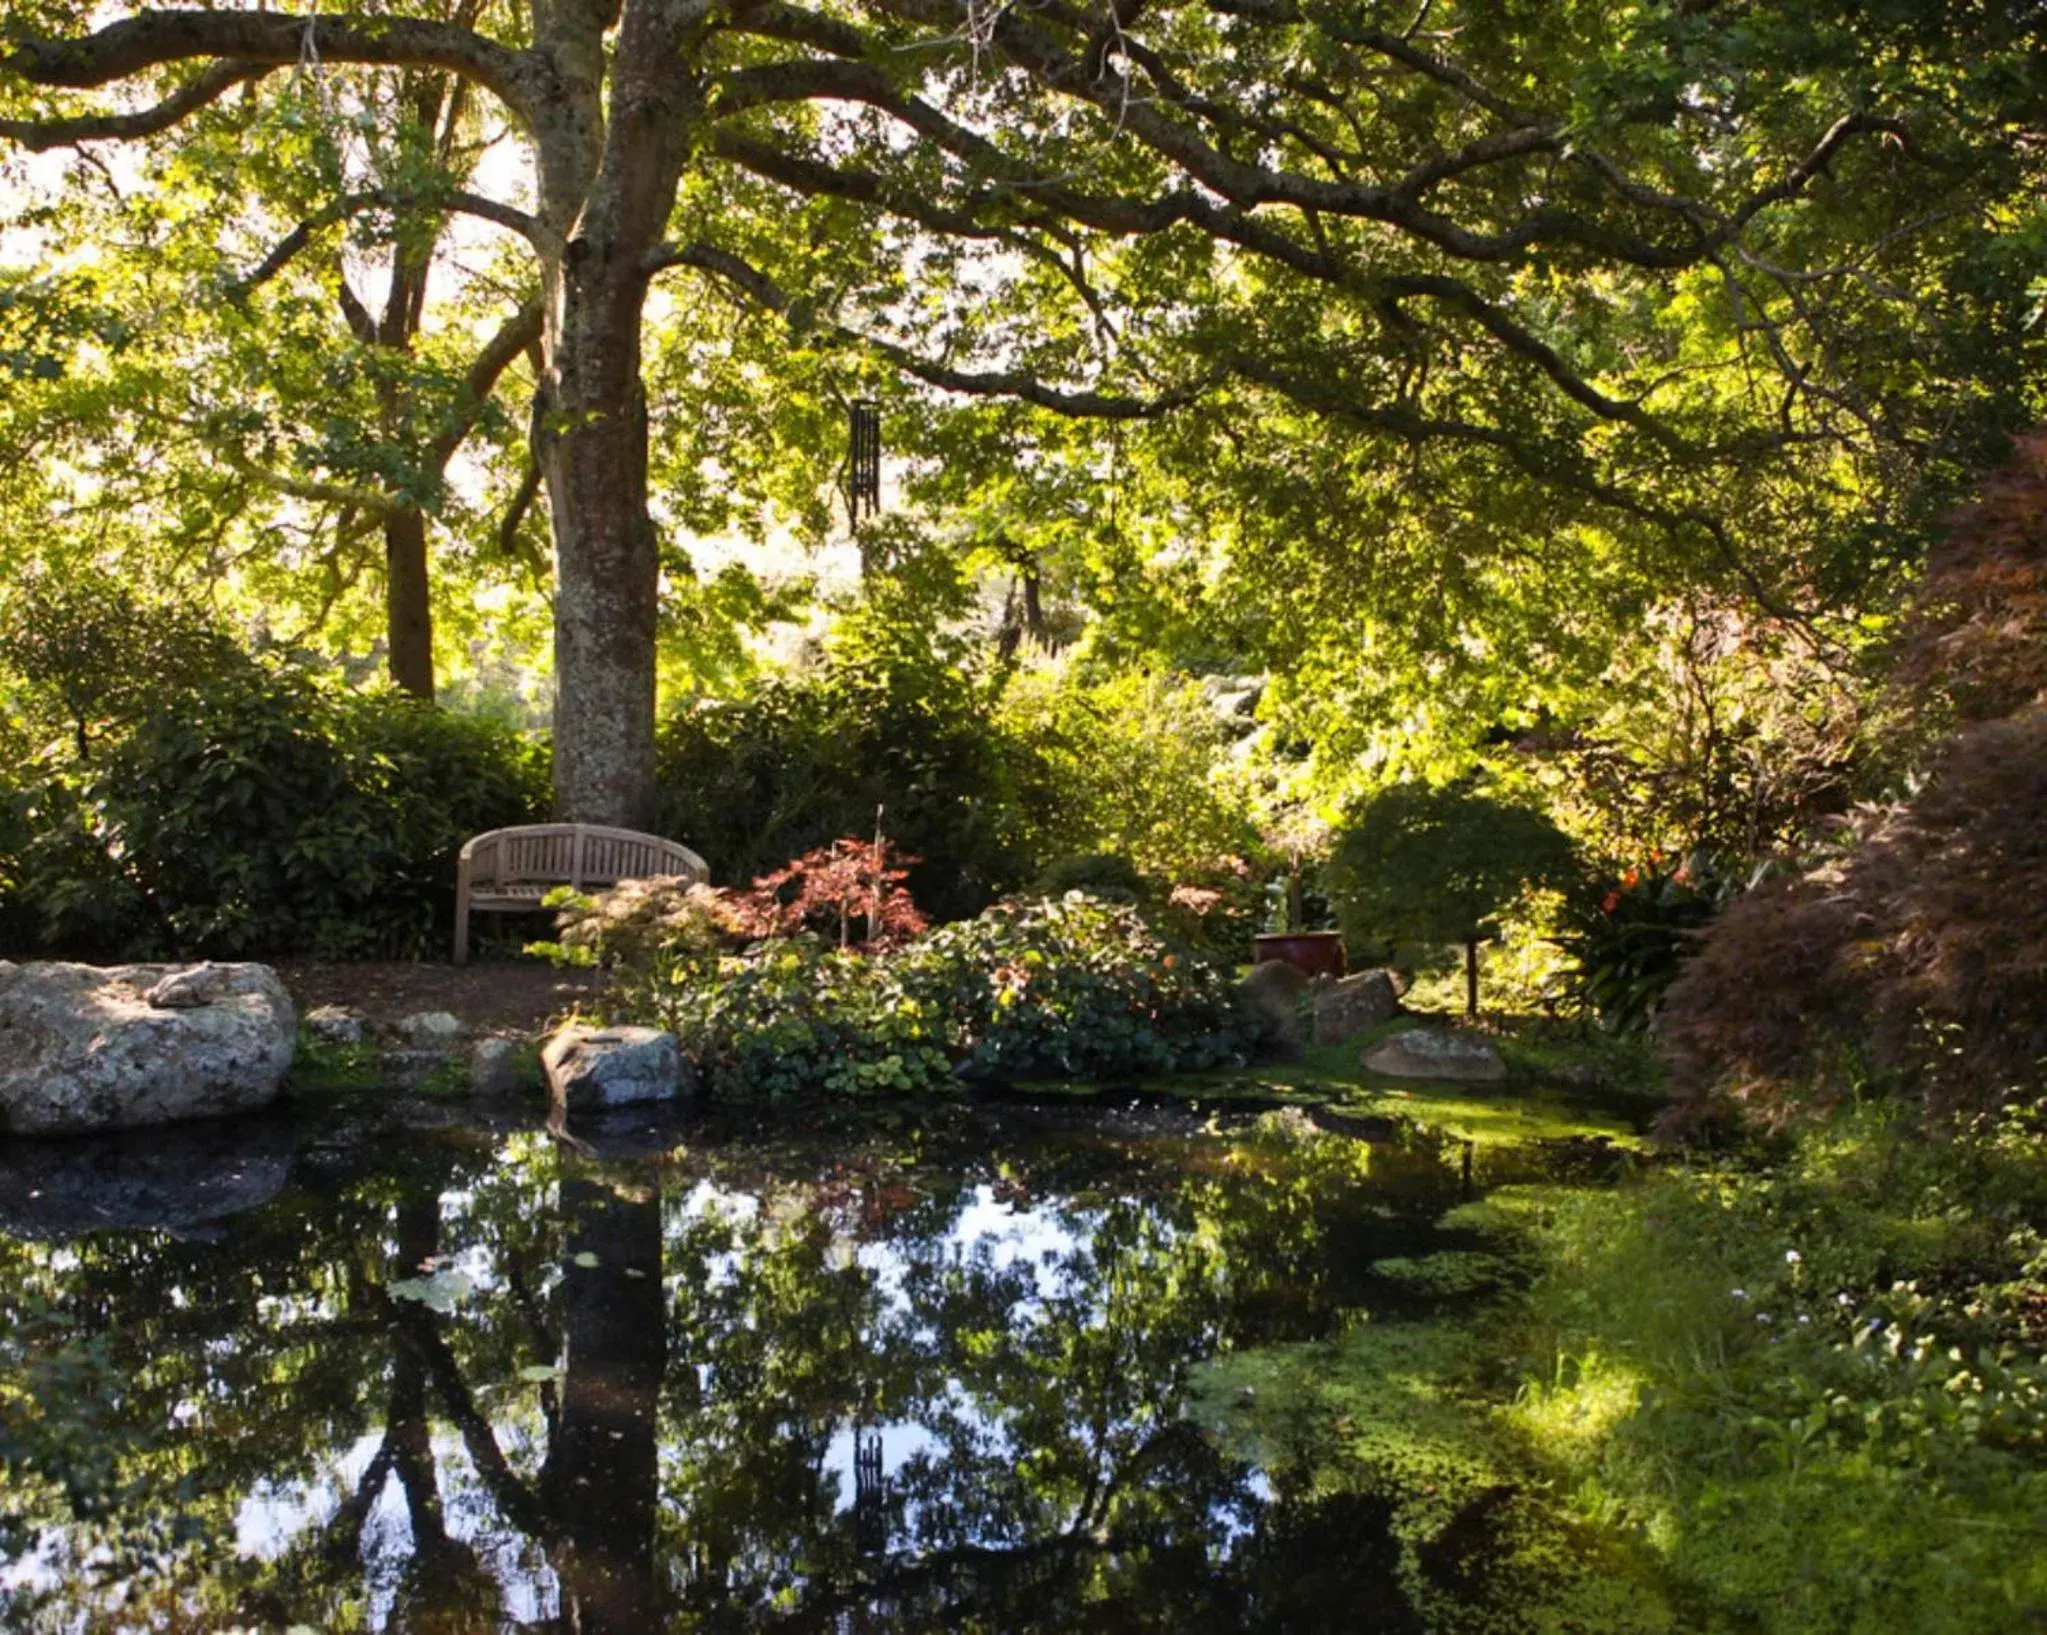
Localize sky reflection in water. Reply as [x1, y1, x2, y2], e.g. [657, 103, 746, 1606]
[0, 1099, 1474, 1631]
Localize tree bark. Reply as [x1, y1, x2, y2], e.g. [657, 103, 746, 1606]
[543, 1160, 665, 1634]
[534, 0, 694, 830]
[384, 508, 436, 700]
[544, 264, 661, 829]
[1465, 936, 1480, 1019]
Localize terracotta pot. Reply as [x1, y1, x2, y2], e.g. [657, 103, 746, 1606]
[1252, 930, 1347, 979]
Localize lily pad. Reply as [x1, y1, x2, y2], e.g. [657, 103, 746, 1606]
[388, 1269, 474, 1314]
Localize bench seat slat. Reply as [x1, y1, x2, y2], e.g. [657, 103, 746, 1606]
[453, 823, 707, 962]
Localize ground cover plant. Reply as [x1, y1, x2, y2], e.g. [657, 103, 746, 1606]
[547, 869, 1258, 1098]
[1502, 1105, 2047, 1632]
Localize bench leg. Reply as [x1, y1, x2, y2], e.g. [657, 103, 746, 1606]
[454, 900, 470, 965]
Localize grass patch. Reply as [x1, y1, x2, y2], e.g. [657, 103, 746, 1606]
[1111, 1012, 1665, 1148]
[283, 1031, 383, 1096]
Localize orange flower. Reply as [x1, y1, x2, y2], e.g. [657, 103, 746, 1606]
[1601, 891, 1622, 914]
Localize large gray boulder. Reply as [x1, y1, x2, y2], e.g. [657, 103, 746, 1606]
[1361, 1025, 1508, 1082]
[1237, 960, 1309, 1061]
[1312, 970, 1402, 1045]
[543, 1024, 691, 1111]
[0, 961, 297, 1135]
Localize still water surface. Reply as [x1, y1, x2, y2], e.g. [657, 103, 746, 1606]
[0, 1095, 1535, 1631]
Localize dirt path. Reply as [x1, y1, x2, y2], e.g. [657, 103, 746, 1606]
[275, 959, 602, 1037]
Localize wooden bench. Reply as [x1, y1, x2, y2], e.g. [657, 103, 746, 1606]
[453, 823, 709, 963]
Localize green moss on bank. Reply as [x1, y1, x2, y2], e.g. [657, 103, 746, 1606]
[1012, 1013, 1664, 1148]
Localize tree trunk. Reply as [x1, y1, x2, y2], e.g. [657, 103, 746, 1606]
[545, 270, 660, 830]
[384, 508, 436, 700]
[532, 0, 692, 831]
[1465, 936, 1481, 1019]
[544, 1160, 664, 1634]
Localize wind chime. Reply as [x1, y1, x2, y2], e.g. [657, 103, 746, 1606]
[846, 399, 882, 529]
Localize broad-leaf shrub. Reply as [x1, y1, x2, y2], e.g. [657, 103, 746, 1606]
[1555, 850, 1742, 1034]
[664, 938, 954, 1099]
[529, 875, 736, 1034]
[900, 895, 1259, 1081]
[1, 591, 547, 957]
[611, 892, 1255, 1096]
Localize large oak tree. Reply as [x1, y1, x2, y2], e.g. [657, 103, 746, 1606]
[5, 1, 2039, 825]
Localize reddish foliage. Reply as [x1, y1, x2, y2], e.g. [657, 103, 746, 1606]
[1895, 428, 2047, 724]
[1664, 433, 2047, 1129]
[727, 837, 930, 950]
[1662, 705, 2047, 1126]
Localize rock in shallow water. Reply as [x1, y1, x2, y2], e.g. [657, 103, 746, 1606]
[470, 1035, 526, 1098]
[542, 1024, 692, 1111]
[0, 960, 297, 1135]
[1361, 1025, 1507, 1082]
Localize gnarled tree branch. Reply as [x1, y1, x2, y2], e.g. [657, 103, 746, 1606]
[3, 10, 539, 127]
[0, 58, 273, 149]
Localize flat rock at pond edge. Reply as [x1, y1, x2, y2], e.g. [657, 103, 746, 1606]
[1361, 1025, 1508, 1082]
[542, 1024, 693, 1111]
[394, 1010, 466, 1044]
[0, 960, 297, 1135]
[1312, 970, 1402, 1045]
[304, 1004, 372, 1045]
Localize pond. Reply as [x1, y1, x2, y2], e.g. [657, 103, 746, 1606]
[0, 1093, 1613, 1632]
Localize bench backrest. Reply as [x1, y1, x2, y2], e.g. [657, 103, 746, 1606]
[460, 823, 709, 891]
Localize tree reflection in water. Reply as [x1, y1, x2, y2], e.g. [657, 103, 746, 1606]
[0, 1103, 1470, 1631]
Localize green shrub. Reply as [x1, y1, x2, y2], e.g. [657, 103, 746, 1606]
[997, 665, 1258, 882]
[655, 625, 1049, 922]
[1033, 851, 1147, 902]
[899, 894, 1258, 1082]
[89, 674, 545, 958]
[609, 891, 1255, 1096]
[1, 591, 549, 958]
